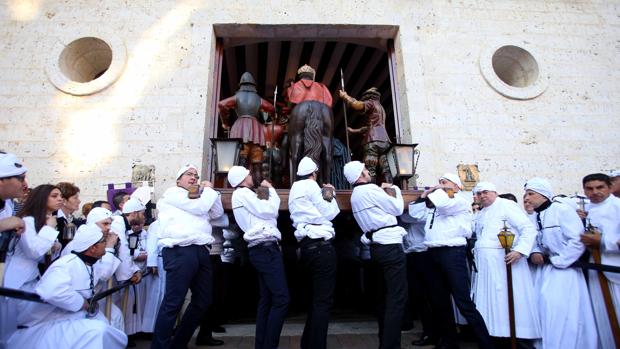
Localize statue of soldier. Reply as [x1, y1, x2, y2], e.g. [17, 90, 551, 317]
[218, 72, 275, 184]
[339, 87, 392, 183]
[284, 65, 333, 108]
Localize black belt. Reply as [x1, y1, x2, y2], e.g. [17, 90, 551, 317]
[365, 224, 399, 242]
[250, 241, 279, 249]
[299, 237, 332, 251]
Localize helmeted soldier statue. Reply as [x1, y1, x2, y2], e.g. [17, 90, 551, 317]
[218, 72, 275, 184]
[339, 87, 392, 183]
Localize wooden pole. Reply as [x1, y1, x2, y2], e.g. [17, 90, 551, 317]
[590, 247, 620, 347]
[504, 251, 517, 349]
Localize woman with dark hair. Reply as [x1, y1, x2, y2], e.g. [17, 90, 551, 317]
[56, 182, 81, 246]
[5, 184, 63, 292]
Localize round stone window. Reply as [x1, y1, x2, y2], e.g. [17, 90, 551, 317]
[59, 37, 113, 83]
[46, 35, 127, 96]
[480, 43, 548, 100]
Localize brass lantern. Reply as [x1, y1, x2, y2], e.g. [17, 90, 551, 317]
[210, 138, 242, 174]
[128, 232, 139, 256]
[386, 143, 419, 189]
[497, 219, 515, 252]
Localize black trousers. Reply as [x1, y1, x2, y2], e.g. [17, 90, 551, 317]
[406, 251, 437, 339]
[197, 254, 229, 339]
[299, 241, 337, 349]
[426, 246, 494, 349]
[151, 245, 213, 349]
[370, 243, 408, 349]
[248, 243, 290, 349]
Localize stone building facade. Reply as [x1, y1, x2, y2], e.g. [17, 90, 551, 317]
[1, 0, 618, 203]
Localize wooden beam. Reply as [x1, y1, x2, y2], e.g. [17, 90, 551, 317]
[308, 41, 326, 71]
[217, 188, 422, 212]
[224, 47, 238, 97]
[245, 43, 259, 78]
[350, 50, 384, 98]
[265, 41, 281, 98]
[321, 42, 347, 87]
[284, 41, 304, 84]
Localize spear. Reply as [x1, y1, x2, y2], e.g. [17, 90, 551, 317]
[340, 68, 352, 157]
[268, 85, 277, 181]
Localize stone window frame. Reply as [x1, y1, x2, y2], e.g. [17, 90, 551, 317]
[479, 41, 549, 100]
[45, 34, 127, 96]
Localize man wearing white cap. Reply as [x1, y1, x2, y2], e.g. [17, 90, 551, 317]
[118, 197, 148, 338]
[609, 170, 620, 198]
[228, 165, 289, 349]
[344, 160, 407, 349]
[0, 152, 28, 234]
[576, 173, 620, 349]
[471, 182, 540, 347]
[62, 207, 130, 332]
[152, 164, 224, 349]
[8, 224, 127, 348]
[524, 177, 597, 349]
[289, 157, 339, 349]
[408, 173, 493, 349]
[0, 152, 29, 348]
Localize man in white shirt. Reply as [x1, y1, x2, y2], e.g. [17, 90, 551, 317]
[609, 170, 620, 198]
[0, 152, 28, 347]
[8, 224, 127, 349]
[472, 182, 540, 347]
[151, 164, 224, 349]
[344, 160, 407, 349]
[577, 173, 620, 349]
[408, 174, 493, 349]
[228, 165, 289, 349]
[289, 157, 340, 349]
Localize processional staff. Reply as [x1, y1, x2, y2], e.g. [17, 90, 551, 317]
[585, 221, 620, 347]
[339, 68, 352, 157]
[497, 220, 517, 349]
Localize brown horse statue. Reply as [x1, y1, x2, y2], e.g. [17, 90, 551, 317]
[287, 100, 334, 185]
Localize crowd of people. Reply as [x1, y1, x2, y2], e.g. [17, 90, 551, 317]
[0, 150, 619, 349]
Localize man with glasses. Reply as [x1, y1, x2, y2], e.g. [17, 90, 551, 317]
[152, 164, 224, 349]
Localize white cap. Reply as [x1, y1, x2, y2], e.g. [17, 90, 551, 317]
[609, 170, 620, 178]
[122, 197, 146, 214]
[344, 161, 365, 184]
[0, 153, 27, 178]
[524, 177, 553, 200]
[130, 186, 153, 205]
[176, 164, 198, 180]
[71, 224, 103, 253]
[297, 157, 318, 176]
[86, 207, 113, 225]
[227, 166, 250, 187]
[473, 181, 497, 194]
[440, 173, 463, 189]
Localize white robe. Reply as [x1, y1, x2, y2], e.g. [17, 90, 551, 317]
[584, 195, 620, 349]
[472, 198, 541, 338]
[533, 201, 597, 349]
[120, 229, 148, 335]
[8, 253, 127, 349]
[141, 221, 166, 333]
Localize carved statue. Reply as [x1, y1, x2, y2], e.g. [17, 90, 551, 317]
[284, 64, 334, 185]
[340, 87, 392, 183]
[218, 72, 275, 184]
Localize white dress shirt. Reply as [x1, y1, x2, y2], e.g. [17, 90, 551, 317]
[350, 183, 406, 245]
[289, 179, 340, 241]
[156, 186, 224, 248]
[409, 189, 472, 248]
[231, 187, 281, 247]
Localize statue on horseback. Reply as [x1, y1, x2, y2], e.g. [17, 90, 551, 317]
[283, 65, 334, 185]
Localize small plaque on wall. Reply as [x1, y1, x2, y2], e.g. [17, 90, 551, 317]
[457, 164, 479, 191]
